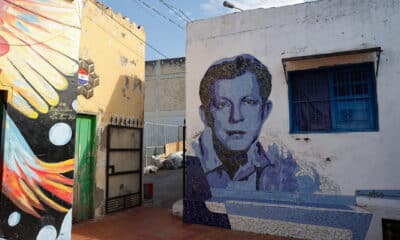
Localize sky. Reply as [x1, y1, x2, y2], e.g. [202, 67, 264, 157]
[100, 0, 310, 61]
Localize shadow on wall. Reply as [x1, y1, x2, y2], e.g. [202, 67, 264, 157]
[119, 75, 144, 101]
[80, 74, 144, 216]
[96, 75, 144, 148]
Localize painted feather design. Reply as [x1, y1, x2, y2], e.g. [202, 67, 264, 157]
[2, 112, 74, 218]
[0, 0, 81, 218]
[0, 0, 81, 119]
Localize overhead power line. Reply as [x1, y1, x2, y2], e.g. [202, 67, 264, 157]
[97, 0, 169, 59]
[134, 0, 184, 30]
[157, 0, 192, 22]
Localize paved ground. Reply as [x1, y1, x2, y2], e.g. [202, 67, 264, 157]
[143, 169, 183, 208]
[72, 206, 295, 240]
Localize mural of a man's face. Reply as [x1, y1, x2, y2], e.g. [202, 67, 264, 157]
[202, 71, 272, 151]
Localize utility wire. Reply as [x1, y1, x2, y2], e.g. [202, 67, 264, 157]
[167, 0, 193, 21]
[133, 0, 184, 30]
[1, 0, 168, 58]
[157, 0, 192, 22]
[129, 0, 159, 19]
[87, 15, 166, 58]
[98, 0, 168, 58]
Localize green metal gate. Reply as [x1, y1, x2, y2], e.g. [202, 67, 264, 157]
[73, 114, 96, 222]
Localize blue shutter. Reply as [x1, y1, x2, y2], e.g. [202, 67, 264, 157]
[331, 63, 377, 131]
[288, 62, 378, 133]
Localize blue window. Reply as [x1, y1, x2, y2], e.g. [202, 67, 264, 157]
[288, 62, 379, 133]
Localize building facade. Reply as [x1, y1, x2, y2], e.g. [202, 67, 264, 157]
[184, 0, 400, 239]
[144, 58, 185, 163]
[0, 0, 81, 239]
[76, 0, 145, 219]
[145, 57, 185, 125]
[0, 0, 145, 238]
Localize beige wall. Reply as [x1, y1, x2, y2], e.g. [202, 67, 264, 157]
[78, 0, 145, 217]
[145, 57, 185, 125]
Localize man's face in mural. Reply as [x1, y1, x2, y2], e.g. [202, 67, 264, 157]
[202, 71, 272, 151]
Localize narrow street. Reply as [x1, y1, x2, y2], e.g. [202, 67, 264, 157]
[72, 206, 295, 240]
[0, 0, 398, 239]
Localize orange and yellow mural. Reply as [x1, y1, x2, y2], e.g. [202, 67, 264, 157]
[0, 0, 81, 239]
[0, 0, 80, 119]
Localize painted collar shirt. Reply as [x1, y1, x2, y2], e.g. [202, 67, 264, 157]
[192, 128, 299, 193]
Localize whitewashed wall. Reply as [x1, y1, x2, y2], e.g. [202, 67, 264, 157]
[186, 0, 400, 238]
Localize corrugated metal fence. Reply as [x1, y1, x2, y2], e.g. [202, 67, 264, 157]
[143, 122, 184, 167]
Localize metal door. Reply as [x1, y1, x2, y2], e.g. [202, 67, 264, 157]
[73, 114, 96, 222]
[106, 125, 142, 213]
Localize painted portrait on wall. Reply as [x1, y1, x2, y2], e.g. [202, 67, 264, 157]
[184, 54, 321, 228]
[184, 55, 372, 239]
[191, 54, 309, 193]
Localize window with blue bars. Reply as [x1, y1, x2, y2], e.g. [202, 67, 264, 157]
[288, 62, 379, 133]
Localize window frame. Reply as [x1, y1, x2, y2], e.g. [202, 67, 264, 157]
[288, 62, 379, 134]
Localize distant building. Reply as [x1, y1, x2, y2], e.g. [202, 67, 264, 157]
[144, 58, 185, 163]
[145, 57, 185, 125]
[184, 0, 400, 239]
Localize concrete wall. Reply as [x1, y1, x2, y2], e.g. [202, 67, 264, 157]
[184, 0, 400, 239]
[0, 1, 81, 239]
[78, 0, 145, 217]
[145, 57, 185, 125]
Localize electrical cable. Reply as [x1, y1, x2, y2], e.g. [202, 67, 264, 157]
[97, 0, 169, 58]
[133, 0, 184, 30]
[128, 0, 159, 19]
[94, 0, 168, 59]
[167, 0, 193, 21]
[157, 0, 192, 22]
[0, 0, 169, 58]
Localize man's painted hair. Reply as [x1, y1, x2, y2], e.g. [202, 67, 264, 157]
[199, 54, 272, 111]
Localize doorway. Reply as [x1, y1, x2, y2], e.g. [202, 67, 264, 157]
[73, 114, 96, 222]
[105, 125, 142, 213]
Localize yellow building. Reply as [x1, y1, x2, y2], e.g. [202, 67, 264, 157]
[74, 0, 146, 220]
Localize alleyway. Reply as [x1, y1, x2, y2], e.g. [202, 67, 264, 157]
[72, 206, 295, 240]
[143, 169, 183, 208]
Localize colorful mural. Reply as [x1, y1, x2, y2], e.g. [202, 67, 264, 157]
[184, 54, 372, 240]
[78, 58, 99, 99]
[0, 0, 80, 239]
[3, 112, 74, 217]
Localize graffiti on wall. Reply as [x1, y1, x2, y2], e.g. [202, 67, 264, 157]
[0, 0, 80, 239]
[185, 54, 372, 240]
[78, 59, 100, 99]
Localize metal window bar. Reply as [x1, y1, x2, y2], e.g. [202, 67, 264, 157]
[290, 62, 377, 133]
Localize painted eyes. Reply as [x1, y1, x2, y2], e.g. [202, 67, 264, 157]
[214, 98, 258, 109]
[215, 101, 229, 109]
[243, 98, 258, 105]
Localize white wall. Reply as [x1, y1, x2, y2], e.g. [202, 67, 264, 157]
[186, 0, 399, 200]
